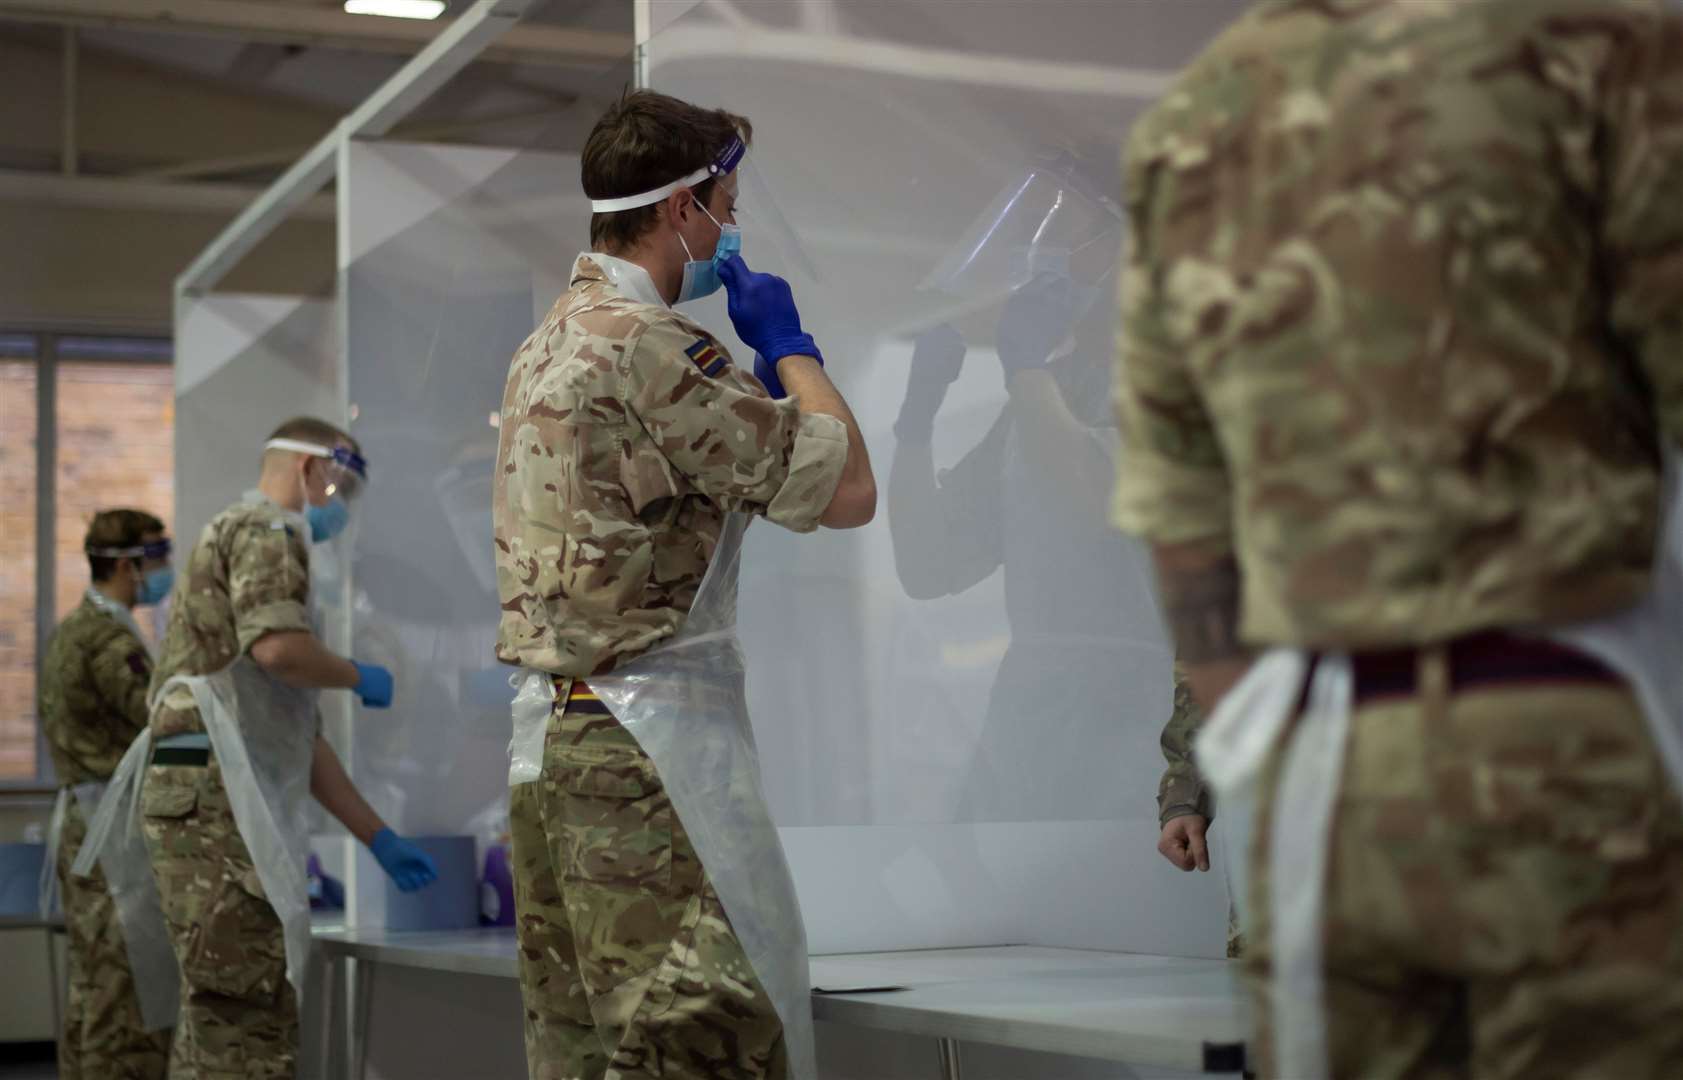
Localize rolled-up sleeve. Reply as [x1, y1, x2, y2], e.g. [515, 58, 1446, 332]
[626, 316, 846, 533]
[1112, 129, 1234, 549]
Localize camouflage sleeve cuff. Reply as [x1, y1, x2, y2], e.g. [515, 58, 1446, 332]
[1158, 779, 1213, 828]
[235, 599, 314, 656]
[764, 409, 848, 534]
[1111, 458, 1235, 545]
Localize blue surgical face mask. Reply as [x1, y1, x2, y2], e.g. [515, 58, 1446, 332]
[136, 566, 174, 607]
[674, 200, 741, 305]
[308, 497, 350, 543]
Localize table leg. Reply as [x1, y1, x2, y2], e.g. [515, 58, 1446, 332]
[937, 1037, 962, 1080]
[351, 955, 374, 1080]
[44, 926, 62, 1042]
[323, 951, 345, 1080]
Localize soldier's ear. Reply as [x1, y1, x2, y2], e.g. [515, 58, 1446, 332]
[667, 187, 696, 226]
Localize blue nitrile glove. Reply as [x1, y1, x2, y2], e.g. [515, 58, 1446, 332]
[752, 353, 788, 399]
[369, 829, 438, 893]
[894, 324, 967, 442]
[350, 661, 394, 709]
[717, 255, 823, 372]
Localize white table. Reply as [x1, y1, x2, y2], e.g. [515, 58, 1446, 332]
[312, 928, 1249, 1078]
[810, 947, 1247, 1077]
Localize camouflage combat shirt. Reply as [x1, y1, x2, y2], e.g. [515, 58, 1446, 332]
[1114, 0, 1683, 648]
[39, 594, 153, 784]
[495, 254, 849, 677]
[149, 496, 315, 736]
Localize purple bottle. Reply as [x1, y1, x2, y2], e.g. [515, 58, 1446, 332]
[480, 843, 515, 926]
[307, 852, 345, 910]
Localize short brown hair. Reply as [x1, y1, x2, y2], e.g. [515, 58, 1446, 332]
[85, 508, 166, 581]
[264, 416, 361, 460]
[582, 90, 752, 253]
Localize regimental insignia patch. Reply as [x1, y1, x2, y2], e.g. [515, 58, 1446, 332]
[684, 339, 727, 377]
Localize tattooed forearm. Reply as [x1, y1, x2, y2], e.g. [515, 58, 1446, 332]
[1153, 548, 1244, 664]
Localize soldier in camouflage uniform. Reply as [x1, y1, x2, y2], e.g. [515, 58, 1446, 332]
[1114, 1, 1683, 1075]
[496, 90, 875, 1080]
[142, 416, 434, 1079]
[39, 509, 174, 1080]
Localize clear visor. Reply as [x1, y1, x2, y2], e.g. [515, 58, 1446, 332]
[319, 461, 364, 502]
[730, 154, 821, 283]
[591, 140, 819, 285]
[921, 163, 1123, 299]
[265, 438, 368, 501]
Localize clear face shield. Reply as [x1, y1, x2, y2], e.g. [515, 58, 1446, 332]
[264, 438, 368, 524]
[730, 151, 820, 284]
[922, 155, 1123, 314]
[589, 133, 820, 296]
[921, 156, 1124, 421]
[264, 437, 369, 643]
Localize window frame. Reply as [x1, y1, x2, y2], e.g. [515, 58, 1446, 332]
[0, 325, 172, 790]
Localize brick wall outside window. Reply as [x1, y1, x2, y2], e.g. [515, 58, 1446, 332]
[0, 339, 172, 782]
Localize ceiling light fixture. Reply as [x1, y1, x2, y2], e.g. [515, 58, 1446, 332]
[344, 0, 446, 19]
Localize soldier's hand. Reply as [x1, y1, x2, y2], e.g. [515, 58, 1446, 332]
[350, 660, 394, 709]
[913, 324, 966, 386]
[370, 829, 439, 892]
[717, 255, 821, 366]
[997, 272, 1083, 383]
[895, 324, 967, 441]
[1158, 814, 1211, 872]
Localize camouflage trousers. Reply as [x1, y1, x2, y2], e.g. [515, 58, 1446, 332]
[141, 759, 298, 1080]
[55, 794, 172, 1080]
[1243, 657, 1683, 1079]
[511, 690, 787, 1080]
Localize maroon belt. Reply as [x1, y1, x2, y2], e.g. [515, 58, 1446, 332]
[1348, 631, 1621, 706]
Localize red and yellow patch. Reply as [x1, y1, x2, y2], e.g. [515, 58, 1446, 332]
[684, 338, 727, 377]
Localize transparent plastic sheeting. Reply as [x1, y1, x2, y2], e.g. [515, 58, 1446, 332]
[173, 293, 357, 844]
[643, 0, 1249, 831]
[340, 141, 592, 856]
[174, 295, 341, 552]
[334, 0, 1248, 956]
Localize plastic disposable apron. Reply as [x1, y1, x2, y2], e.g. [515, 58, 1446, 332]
[1195, 469, 1683, 1080]
[508, 513, 818, 1080]
[49, 588, 180, 1030]
[37, 780, 105, 919]
[79, 504, 322, 1011]
[151, 661, 319, 1004]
